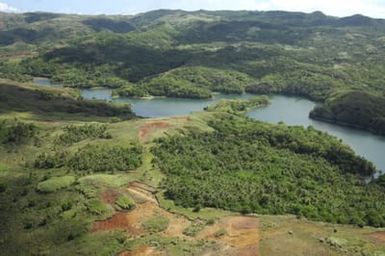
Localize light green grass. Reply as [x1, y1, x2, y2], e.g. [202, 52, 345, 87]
[142, 215, 170, 233]
[36, 175, 76, 193]
[115, 195, 135, 210]
[157, 192, 233, 221]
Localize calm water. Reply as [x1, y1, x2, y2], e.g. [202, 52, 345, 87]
[33, 78, 385, 174]
[80, 87, 254, 117]
[248, 96, 385, 175]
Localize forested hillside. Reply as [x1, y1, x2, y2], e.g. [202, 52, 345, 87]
[310, 91, 385, 135]
[1, 10, 385, 132]
[153, 114, 384, 227]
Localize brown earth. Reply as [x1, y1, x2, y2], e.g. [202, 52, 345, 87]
[100, 189, 119, 205]
[368, 231, 385, 243]
[139, 121, 171, 141]
[138, 117, 191, 142]
[92, 181, 260, 255]
[198, 216, 260, 256]
[92, 182, 190, 238]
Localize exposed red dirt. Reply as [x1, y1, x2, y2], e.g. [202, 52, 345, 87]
[139, 121, 171, 141]
[93, 181, 260, 255]
[368, 231, 385, 243]
[91, 212, 140, 234]
[100, 189, 119, 205]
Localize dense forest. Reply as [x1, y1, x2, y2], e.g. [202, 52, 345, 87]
[1, 10, 385, 131]
[310, 90, 385, 135]
[153, 114, 385, 227]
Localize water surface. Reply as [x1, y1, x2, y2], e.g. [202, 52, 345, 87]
[248, 95, 385, 175]
[33, 79, 385, 174]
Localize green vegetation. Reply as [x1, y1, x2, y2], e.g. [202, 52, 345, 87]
[2, 10, 385, 255]
[142, 75, 212, 99]
[2, 10, 385, 134]
[0, 80, 136, 121]
[183, 221, 206, 237]
[0, 119, 37, 145]
[113, 84, 149, 98]
[69, 144, 143, 172]
[115, 195, 135, 210]
[142, 215, 170, 233]
[310, 91, 385, 135]
[205, 96, 269, 114]
[34, 151, 67, 169]
[37, 176, 76, 193]
[153, 114, 384, 227]
[56, 123, 111, 145]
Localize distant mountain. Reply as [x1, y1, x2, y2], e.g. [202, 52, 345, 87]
[1, 9, 385, 134]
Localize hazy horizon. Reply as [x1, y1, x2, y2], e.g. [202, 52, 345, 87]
[1, 0, 385, 19]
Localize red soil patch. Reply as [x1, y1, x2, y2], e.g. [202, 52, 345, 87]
[92, 181, 191, 239]
[91, 211, 142, 235]
[139, 121, 171, 141]
[100, 189, 119, 205]
[368, 231, 385, 243]
[91, 202, 161, 235]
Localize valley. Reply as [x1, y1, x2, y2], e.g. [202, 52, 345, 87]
[1, 8, 385, 256]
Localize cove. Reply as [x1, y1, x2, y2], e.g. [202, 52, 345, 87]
[33, 78, 385, 174]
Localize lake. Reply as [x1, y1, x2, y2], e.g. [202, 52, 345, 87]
[33, 78, 385, 174]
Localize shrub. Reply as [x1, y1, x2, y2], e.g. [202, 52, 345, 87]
[86, 199, 110, 215]
[68, 144, 142, 172]
[34, 151, 67, 169]
[0, 119, 37, 145]
[56, 123, 111, 145]
[115, 195, 135, 210]
[142, 215, 170, 232]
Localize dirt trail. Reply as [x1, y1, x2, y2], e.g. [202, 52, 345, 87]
[127, 181, 158, 204]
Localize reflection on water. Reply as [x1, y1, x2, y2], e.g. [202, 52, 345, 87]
[248, 95, 385, 174]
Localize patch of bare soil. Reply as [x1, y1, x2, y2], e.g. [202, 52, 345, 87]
[139, 121, 171, 141]
[198, 216, 260, 256]
[368, 231, 385, 243]
[92, 182, 190, 238]
[127, 181, 158, 204]
[138, 117, 191, 142]
[93, 181, 260, 255]
[100, 189, 119, 205]
[91, 202, 157, 235]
